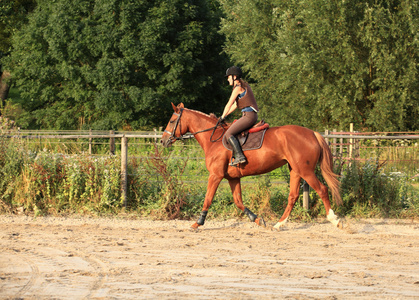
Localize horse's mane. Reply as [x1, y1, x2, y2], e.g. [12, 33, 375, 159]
[186, 108, 219, 123]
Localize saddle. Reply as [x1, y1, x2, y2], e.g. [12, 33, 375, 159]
[222, 120, 270, 151]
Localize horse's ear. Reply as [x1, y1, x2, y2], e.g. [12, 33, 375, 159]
[171, 102, 184, 113]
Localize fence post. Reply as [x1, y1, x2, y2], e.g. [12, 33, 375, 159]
[121, 135, 128, 208]
[110, 130, 115, 155]
[303, 181, 310, 210]
[349, 123, 353, 159]
[153, 128, 157, 143]
[89, 129, 92, 155]
[333, 128, 337, 157]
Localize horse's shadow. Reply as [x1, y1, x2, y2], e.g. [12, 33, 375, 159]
[190, 221, 315, 232]
[190, 221, 248, 232]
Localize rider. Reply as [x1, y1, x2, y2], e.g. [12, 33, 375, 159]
[221, 66, 259, 166]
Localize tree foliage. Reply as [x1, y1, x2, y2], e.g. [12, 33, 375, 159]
[0, 0, 36, 55]
[3, 0, 418, 131]
[4, 0, 228, 129]
[0, 0, 36, 102]
[219, 0, 418, 131]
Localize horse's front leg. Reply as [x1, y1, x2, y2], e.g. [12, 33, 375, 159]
[191, 174, 223, 229]
[273, 169, 301, 229]
[228, 178, 266, 227]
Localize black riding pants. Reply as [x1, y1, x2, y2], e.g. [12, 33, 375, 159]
[225, 111, 258, 140]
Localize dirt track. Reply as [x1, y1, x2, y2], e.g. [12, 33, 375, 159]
[0, 215, 418, 299]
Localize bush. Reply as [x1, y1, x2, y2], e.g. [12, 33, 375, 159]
[0, 117, 26, 212]
[12, 152, 122, 215]
[0, 133, 417, 221]
[338, 160, 418, 218]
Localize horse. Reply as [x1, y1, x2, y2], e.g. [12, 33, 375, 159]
[161, 103, 343, 230]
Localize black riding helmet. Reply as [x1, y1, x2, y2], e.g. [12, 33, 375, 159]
[225, 66, 242, 87]
[225, 66, 242, 78]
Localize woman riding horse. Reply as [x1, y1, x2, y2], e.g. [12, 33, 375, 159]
[221, 66, 259, 166]
[161, 103, 343, 230]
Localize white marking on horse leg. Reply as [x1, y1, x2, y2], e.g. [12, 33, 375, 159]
[273, 217, 288, 230]
[327, 209, 342, 228]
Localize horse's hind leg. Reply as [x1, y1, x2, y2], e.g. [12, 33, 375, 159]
[302, 172, 342, 228]
[273, 170, 301, 229]
[229, 179, 266, 227]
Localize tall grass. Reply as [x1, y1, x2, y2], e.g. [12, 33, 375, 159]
[357, 138, 418, 178]
[11, 152, 122, 215]
[337, 159, 418, 218]
[0, 124, 417, 220]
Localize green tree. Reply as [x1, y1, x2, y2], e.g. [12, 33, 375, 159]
[3, 0, 228, 129]
[219, 0, 418, 131]
[0, 0, 36, 102]
[0, 0, 36, 54]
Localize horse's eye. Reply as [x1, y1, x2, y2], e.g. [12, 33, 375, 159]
[169, 120, 175, 124]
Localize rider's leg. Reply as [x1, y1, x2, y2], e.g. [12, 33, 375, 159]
[225, 111, 257, 166]
[228, 136, 246, 166]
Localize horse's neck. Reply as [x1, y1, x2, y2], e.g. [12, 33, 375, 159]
[186, 111, 217, 152]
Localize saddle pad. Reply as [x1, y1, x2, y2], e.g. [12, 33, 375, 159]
[222, 128, 268, 151]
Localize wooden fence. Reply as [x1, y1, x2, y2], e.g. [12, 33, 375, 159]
[6, 128, 419, 208]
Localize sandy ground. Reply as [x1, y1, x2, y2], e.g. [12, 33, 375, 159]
[0, 215, 418, 299]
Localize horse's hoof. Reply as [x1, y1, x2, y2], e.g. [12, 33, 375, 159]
[337, 219, 344, 229]
[255, 217, 266, 227]
[273, 217, 288, 230]
[273, 221, 285, 230]
[191, 222, 201, 229]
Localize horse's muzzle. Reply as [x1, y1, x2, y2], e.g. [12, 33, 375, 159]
[160, 136, 172, 148]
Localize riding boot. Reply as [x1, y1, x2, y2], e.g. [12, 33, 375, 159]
[228, 136, 247, 166]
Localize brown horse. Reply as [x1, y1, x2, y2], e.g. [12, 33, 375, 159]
[161, 103, 343, 229]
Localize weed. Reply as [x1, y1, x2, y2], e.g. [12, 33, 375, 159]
[0, 131, 417, 221]
[338, 159, 418, 218]
[144, 144, 187, 220]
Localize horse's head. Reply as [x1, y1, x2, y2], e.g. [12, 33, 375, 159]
[161, 103, 189, 148]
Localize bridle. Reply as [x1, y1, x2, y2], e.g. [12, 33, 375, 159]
[164, 108, 225, 144]
[164, 109, 183, 144]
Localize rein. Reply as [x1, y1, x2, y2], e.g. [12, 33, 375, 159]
[164, 108, 225, 143]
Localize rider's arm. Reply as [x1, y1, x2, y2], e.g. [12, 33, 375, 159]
[221, 87, 242, 119]
[222, 102, 237, 119]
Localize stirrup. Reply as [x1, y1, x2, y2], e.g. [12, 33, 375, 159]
[229, 155, 246, 166]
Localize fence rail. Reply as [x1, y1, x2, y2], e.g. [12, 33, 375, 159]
[8, 129, 419, 139]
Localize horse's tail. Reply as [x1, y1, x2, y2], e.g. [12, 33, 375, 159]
[314, 132, 342, 206]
